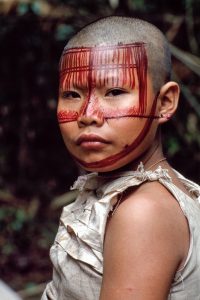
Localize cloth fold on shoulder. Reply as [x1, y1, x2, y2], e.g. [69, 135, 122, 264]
[54, 162, 200, 274]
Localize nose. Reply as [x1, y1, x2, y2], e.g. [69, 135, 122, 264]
[77, 91, 105, 127]
[77, 110, 104, 128]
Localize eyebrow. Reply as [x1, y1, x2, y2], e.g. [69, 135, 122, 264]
[60, 74, 136, 91]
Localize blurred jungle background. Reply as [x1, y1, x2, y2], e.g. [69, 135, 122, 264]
[0, 0, 199, 299]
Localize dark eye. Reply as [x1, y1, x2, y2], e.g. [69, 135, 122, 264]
[106, 89, 127, 97]
[60, 91, 81, 99]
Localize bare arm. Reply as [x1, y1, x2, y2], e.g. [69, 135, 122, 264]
[100, 183, 189, 300]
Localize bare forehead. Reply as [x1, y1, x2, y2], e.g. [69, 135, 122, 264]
[59, 42, 146, 71]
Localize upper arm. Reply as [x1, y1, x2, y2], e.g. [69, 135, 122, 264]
[100, 189, 185, 300]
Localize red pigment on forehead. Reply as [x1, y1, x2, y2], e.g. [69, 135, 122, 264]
[60, 44, 137, 90]
[58, 43, 158, 169]
[58, 43, 148, 123]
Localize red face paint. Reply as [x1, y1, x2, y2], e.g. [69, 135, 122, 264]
[74, 93, 159, 168]
[58, 43, 153, 123]
[58, 43, 159, 169]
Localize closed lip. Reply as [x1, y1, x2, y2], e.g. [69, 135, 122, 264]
[76, 134, 110, 145]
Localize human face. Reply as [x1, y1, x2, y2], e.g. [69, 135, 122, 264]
[57, 43, 159, 172]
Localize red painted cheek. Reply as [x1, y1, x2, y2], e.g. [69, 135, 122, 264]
[57, 91, 105, 124]
[58, 43, 148, 123]
[58, 43, 158, 168]
[103, 106, 139, 119]
[73, 93, 158, 169]
[57, 110, 78, 123]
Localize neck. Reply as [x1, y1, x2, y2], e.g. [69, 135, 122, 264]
[125, 142, 164, 171]
[99, 136, 166, 176]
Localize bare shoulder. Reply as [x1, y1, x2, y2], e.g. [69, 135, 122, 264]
[117, 180, 189, 226]
[100, 181, 190, 300]
[108, 181, 189, 246]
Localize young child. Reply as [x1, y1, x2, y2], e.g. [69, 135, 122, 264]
[42, 17, 200, 299]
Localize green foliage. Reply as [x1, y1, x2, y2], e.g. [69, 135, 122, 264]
[130, 0, 147, 11]
[55, 24, 75, 41]
[166, 136, 181, 156]
[0, 207, 28, 256]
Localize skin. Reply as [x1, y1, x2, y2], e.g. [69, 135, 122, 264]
[58, 42, 190, 299]
[58, 44, 159, 172]
[100, 171, 190, 300]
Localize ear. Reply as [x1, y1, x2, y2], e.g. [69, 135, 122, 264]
[157, 81, 180, 124]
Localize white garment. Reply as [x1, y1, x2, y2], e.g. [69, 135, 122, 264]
[0, 280, 22, 300]
[42, 163, 200, 299]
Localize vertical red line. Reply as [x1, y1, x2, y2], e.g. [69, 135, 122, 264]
[71, 52, 75, 89]
[59, 55, 64, 90]
[99, 50, 101, 87]
[106, 50, 109, 86]
[83, 51, 86, 88]
[129, 47, 134, 89]
[97, 48, 100, 86]
[64, 52, 67, 70]
[69, 52, 73, 90]
[114, 48, 118, 86]
[88, 48, 93, 91]
[111, 49, 114, 87]
[105, 50, 110, 86]
[96, 50, 99, 86]
[136, 46, 142, 113]
[141, 44, 147, 114]
[118, 48, 121, 87]
[104, 48, 106, 85]
[134, 44, 147, 115]
[112, 48, 116, 86]
[81, 49, 84, 87]
[123, 48, 127, 86]
[79, 48, 93, 116]
[132, 47, 135, 89]
[100, 49, 103, 87]
[82, 50, 85, 88]
[78, 49, 81, 87]
[93, 48, 97, 87]
[138, 45, 143, 114]
[75, 51, 78, 89]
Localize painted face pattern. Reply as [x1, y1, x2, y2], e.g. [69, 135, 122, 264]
[58, 43, 159, 169]
[58, 43, 158, 122]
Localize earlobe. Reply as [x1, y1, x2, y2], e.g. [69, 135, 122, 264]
[158, 81, 180, 124]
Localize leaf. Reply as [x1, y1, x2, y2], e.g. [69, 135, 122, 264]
[55, 24, 74, 41]
[170, 44, 200, 76]
[109, 0, 119, 9]
[50, 190, 78, 209]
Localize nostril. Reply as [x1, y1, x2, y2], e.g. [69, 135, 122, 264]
[78, 116, 96, 126]
[77, 115, 91, 127]
[77, 113, 104, 127]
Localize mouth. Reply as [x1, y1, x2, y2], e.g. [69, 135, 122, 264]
[76, 134, 110, 150]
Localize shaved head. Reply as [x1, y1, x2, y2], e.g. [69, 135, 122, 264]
[58, 17, 174, 171]
[63, 16, 171, 91]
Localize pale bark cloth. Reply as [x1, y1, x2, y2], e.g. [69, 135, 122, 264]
[42, 163, 200, 299]
[0, 280, 22, 300]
